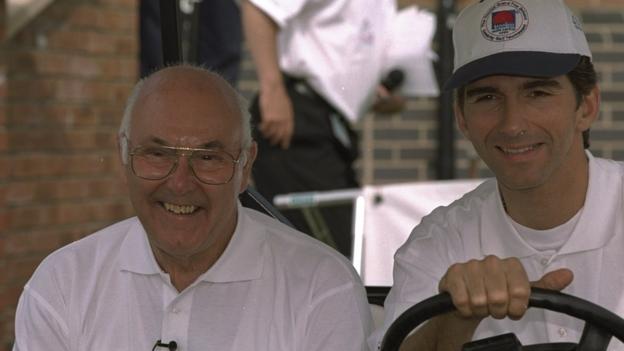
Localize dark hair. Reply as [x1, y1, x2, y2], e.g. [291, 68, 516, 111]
[455, 56, 597, 148]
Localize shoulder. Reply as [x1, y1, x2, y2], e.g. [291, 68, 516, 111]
[393, 179, 499, 271]
[26, 217, 137, 290]
[244, 208, 359, 280]
[591, 155, 624, 175]
[408, 179, 497, 239]
[241, 208, 371, 326]
[245, 209, 352, 271]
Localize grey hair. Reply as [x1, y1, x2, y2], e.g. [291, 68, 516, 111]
[118, 65, 253, 164]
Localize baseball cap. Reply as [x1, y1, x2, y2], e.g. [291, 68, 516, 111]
[444, 0, 592, 90]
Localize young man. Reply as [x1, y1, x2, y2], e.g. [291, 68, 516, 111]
[372, 0, 624, 350]
[13, 66, 372, 350]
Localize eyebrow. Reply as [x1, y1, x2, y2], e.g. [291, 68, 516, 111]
[521, 79, 563, 90]
[465, 86, 499, 99]
[465, 78, 563, 99]
[146, 137, 226, 149]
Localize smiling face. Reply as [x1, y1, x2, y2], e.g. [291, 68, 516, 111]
[456, 74, 598, 192]
[123, 67, 256, 262]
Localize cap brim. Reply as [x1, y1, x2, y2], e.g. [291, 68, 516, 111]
[443, 51, 582, 91]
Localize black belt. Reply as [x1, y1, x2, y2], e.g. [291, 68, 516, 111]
[283, 75, 336, 112]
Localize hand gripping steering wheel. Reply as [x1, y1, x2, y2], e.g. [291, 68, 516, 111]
[380, 287, 624, 351]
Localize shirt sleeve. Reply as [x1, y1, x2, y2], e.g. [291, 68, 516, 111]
[300, 280, 373, 351]
[13, 285, 70, 351]
[245, 0, 309, 27]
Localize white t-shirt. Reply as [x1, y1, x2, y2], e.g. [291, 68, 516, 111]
[371, 153, 624, 350]
[14, 205, 372, 351]
[247, 0, 395, 122]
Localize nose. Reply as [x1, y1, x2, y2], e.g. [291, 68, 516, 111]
[165, 155, 197, 194]
[497, 97, 529, 137]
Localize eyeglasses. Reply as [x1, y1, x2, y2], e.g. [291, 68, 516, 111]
[129, 144, 244, 185]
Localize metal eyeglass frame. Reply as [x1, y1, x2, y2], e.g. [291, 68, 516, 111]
[128, 143, 244, 185]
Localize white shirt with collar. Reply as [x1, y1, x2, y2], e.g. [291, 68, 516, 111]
[247, 0, 395, 122]
[14, 205, 372, 351]
[372, 152, 624, 350]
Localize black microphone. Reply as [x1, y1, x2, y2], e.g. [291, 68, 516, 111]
[152, 340, 178, 351]
[380, 69, 405, 92]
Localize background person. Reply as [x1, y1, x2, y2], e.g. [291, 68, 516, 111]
[140, 0, 242, 84]
[242, 0, 404, 258]
[13, 65, 372, 351]
[372, 0, 624, 350]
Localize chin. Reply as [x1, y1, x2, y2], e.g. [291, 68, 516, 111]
[498, 175, 545, 192]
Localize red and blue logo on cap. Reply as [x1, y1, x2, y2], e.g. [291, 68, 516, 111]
[492, 10, 516, 31]
[481, 0, 529, 42]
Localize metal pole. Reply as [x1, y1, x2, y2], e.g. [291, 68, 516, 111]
[159, 0, 182, 64]
[436, 0, 456, 180]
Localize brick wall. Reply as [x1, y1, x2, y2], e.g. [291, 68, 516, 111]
[0, 0, 137, 348]
[0, 1, 10, 348]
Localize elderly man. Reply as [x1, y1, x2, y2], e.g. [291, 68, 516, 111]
[13, 66, 372, 350]
[372, 0, 624, 350]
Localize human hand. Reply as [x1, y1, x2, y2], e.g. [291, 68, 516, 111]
[438, 255, 574, 321]
[258, 85, 294, 149]
[371, 85, 405, 114]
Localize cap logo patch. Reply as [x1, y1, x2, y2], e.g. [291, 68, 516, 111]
[481, 0, 529, 42]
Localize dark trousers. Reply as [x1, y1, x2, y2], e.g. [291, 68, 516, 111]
[250, 77, 359, 258]
[139, 0, 242, 84]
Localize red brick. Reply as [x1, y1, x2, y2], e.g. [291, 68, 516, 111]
[39, 52, 99, 77]
[0, 70, 6, 99]
[8, 103, 101, 127]
[0, 128, 6, 152]
[0, 184, 7, 204]
[12, 51, 136, 81]
[6, 178, 127, 205]
[95, 0, 137, 8]
[8, 129, 116, 152]
[8, 199, 132, 231]
[68, 5, 136, 33]
[8, 78, 134, 104]
[11, 153, 117, 178]
[0, 284, 24, 314]
[0, 106, 6, 127]
[3, 232, 60, 258]
[0, 156, 7, 181]
[99, 57, 137, 80]
[0, 260, 42, 309]
[0, 211, 7, 234]
[7, 79, 55, 100]
[46, 30, 137, 56]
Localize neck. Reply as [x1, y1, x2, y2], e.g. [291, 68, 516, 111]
[151, 231, 234, 292]
[500, 151, 589, 230]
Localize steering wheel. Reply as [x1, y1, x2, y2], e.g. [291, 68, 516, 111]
[380, 287, 624, 351]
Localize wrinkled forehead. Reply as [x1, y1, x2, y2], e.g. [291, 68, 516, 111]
[129, 68, 243, 147]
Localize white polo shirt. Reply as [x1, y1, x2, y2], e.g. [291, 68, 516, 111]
[372, 153, 624, 350]
[14, 206, 372, 351]
[247, 0, 395, 122]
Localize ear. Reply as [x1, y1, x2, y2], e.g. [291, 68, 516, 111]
[576, 85, 600, 132]
[454, 102, 470, 138]
[238, 141, 258, 194]
[117, 133, 128, 165]
[116, 133, 130, 186]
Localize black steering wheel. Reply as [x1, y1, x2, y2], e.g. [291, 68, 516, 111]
[380, 287, 624, 351]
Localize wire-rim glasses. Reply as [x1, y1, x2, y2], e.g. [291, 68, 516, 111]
[129, 144, 243, 185]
